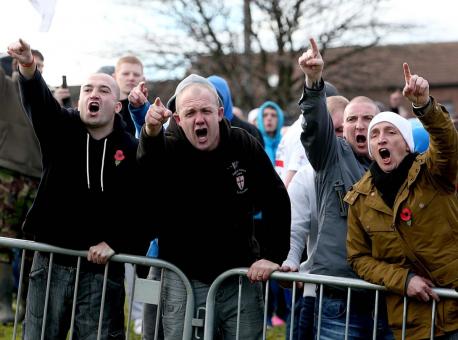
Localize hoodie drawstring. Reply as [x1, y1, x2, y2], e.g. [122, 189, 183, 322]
[86, 133, 90, 189]
[100, 139, 107, 192]
[86, 133, 107, 192]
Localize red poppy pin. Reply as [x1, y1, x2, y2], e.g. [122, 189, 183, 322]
[400, 207, 412, 226]
[114, 150, 125, 166]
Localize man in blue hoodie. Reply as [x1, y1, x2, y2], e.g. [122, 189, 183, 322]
[257, 101, 285, 164]
[207, 75, 264, 146]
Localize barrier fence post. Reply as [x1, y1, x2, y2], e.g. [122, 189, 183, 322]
[69, 257, 81, 340]
[12, 249, 26, 339]
[372, 290, 379, 340]
[41, 252, 53, 340]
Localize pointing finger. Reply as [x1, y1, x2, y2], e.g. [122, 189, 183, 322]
[310, 38, 319, 57]
[139, 81, 148, 96]
[403, 62, 411, 85]
[154, 97, 163, 107]
[19, 38, 26, 48]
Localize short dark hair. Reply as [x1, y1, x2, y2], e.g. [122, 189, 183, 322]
[31, 49, 44, 61]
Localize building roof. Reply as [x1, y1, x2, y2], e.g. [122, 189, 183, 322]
[323, 41, 458, 92]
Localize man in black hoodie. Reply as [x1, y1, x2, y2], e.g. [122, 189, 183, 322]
[137, 73, 290, 339]
[8, 38, 149, 339]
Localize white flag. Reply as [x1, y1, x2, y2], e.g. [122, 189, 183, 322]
[30, 0, 57, 32]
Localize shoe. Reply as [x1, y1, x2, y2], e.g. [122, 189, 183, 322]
[271, 315, 286, 327]
[134, 318, 142, 335]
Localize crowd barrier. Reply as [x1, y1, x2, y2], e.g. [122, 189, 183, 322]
[204, 268, 458, 340]
[0, 236, 195, 340]
[1, 236, 457, 340]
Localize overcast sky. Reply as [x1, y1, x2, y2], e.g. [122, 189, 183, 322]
[1, 0, 457, 87]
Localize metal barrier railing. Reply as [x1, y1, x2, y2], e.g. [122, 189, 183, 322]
[204, 268, 458, 340]
[0, 236, 195, 340]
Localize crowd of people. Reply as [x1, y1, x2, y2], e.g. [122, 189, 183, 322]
[0, 36, 456, 340]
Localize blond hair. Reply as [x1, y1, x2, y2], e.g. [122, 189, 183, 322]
[115, 56, 143, 73]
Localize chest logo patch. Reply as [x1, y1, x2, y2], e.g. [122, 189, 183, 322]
[228, 160, 248, 194]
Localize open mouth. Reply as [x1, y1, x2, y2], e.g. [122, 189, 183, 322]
[379, 148, 391, 159]
[88, 102, 100, 113]
[356, 135, 366, 144]
[195, 128, 208, 138]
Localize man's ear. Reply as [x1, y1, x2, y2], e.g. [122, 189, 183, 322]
[218, 107, 224, 121]
[114, 101, 122, 114]
[173, 112, 180, 125]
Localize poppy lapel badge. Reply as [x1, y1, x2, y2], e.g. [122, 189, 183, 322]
[114, 150, 125, 166]
[400, 207, 412, 226]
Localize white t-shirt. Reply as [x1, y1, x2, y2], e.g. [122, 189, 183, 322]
[275, 116, 309, 181]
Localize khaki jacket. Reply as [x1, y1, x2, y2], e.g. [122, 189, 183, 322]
[0, 67, 42, 178]
[345, 98, 458, 339]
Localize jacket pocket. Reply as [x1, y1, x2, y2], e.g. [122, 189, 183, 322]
[431, 259, 458, 287]
[367, 225, 404, 260]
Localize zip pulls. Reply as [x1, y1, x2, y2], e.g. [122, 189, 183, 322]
[334, 180, 348, 217]
[86, 134, 90, 189]
[85, 133, 108, 192]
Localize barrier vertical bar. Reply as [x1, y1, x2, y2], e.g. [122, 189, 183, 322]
[97, 262, 110, 340]
[126, 263, 137, 340]
[345, 287, 351, 340]
[236, 275, 243, 340]
[401, 296, 407, 340]
[69, 257, 81, 340]
[430, 299, 437, 339]
[13, 249, 26, 339]
[154, 268, 165, 340]
[372, 290, 379, 340]
[316, 284, 324, 340]
[41, 252, 53, 340]
[262, 280, 270, 340]
[288, 281, 297, 340]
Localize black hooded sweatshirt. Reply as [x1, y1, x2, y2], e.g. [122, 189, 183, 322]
[138, 117, 291, 283]
[19, 71, 150, 274]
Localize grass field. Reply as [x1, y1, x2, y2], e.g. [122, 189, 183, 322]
[0, 316, 286, 339]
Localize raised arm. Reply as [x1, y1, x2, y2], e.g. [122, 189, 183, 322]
[298, 38, 338, 171]
[8, 39, 70, 152]
[403, 63, 458, 191]
[298, 37, 324, 88]
[7, 39, 35, 80]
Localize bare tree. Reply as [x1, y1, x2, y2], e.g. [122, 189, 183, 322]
[126, 0, 402, 119]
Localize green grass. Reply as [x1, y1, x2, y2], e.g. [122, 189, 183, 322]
[0, 302, 284, 340]
[1, 321, 285, 339]
[0, 323, 22, 339]
[267, 325, 287, 339]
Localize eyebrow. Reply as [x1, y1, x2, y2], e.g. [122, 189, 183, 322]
[82, 84, 112, 92]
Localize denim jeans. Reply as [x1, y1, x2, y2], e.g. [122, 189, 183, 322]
[314, 290, 394, 340]
[297, 296, 316, 339]
[160, 270, 264, 340]
[23, 252, 125, 340]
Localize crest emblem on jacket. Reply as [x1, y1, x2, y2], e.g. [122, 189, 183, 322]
[228, 160, 248, 194]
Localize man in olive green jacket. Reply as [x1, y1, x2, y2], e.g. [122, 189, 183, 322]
[345, 63, 458, 339]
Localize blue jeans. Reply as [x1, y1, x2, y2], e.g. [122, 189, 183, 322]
[23, 252, 125, 340]
[161, 271, 264, 340]
[314, 290, 394, 340]
[297, 296, 315, 339]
